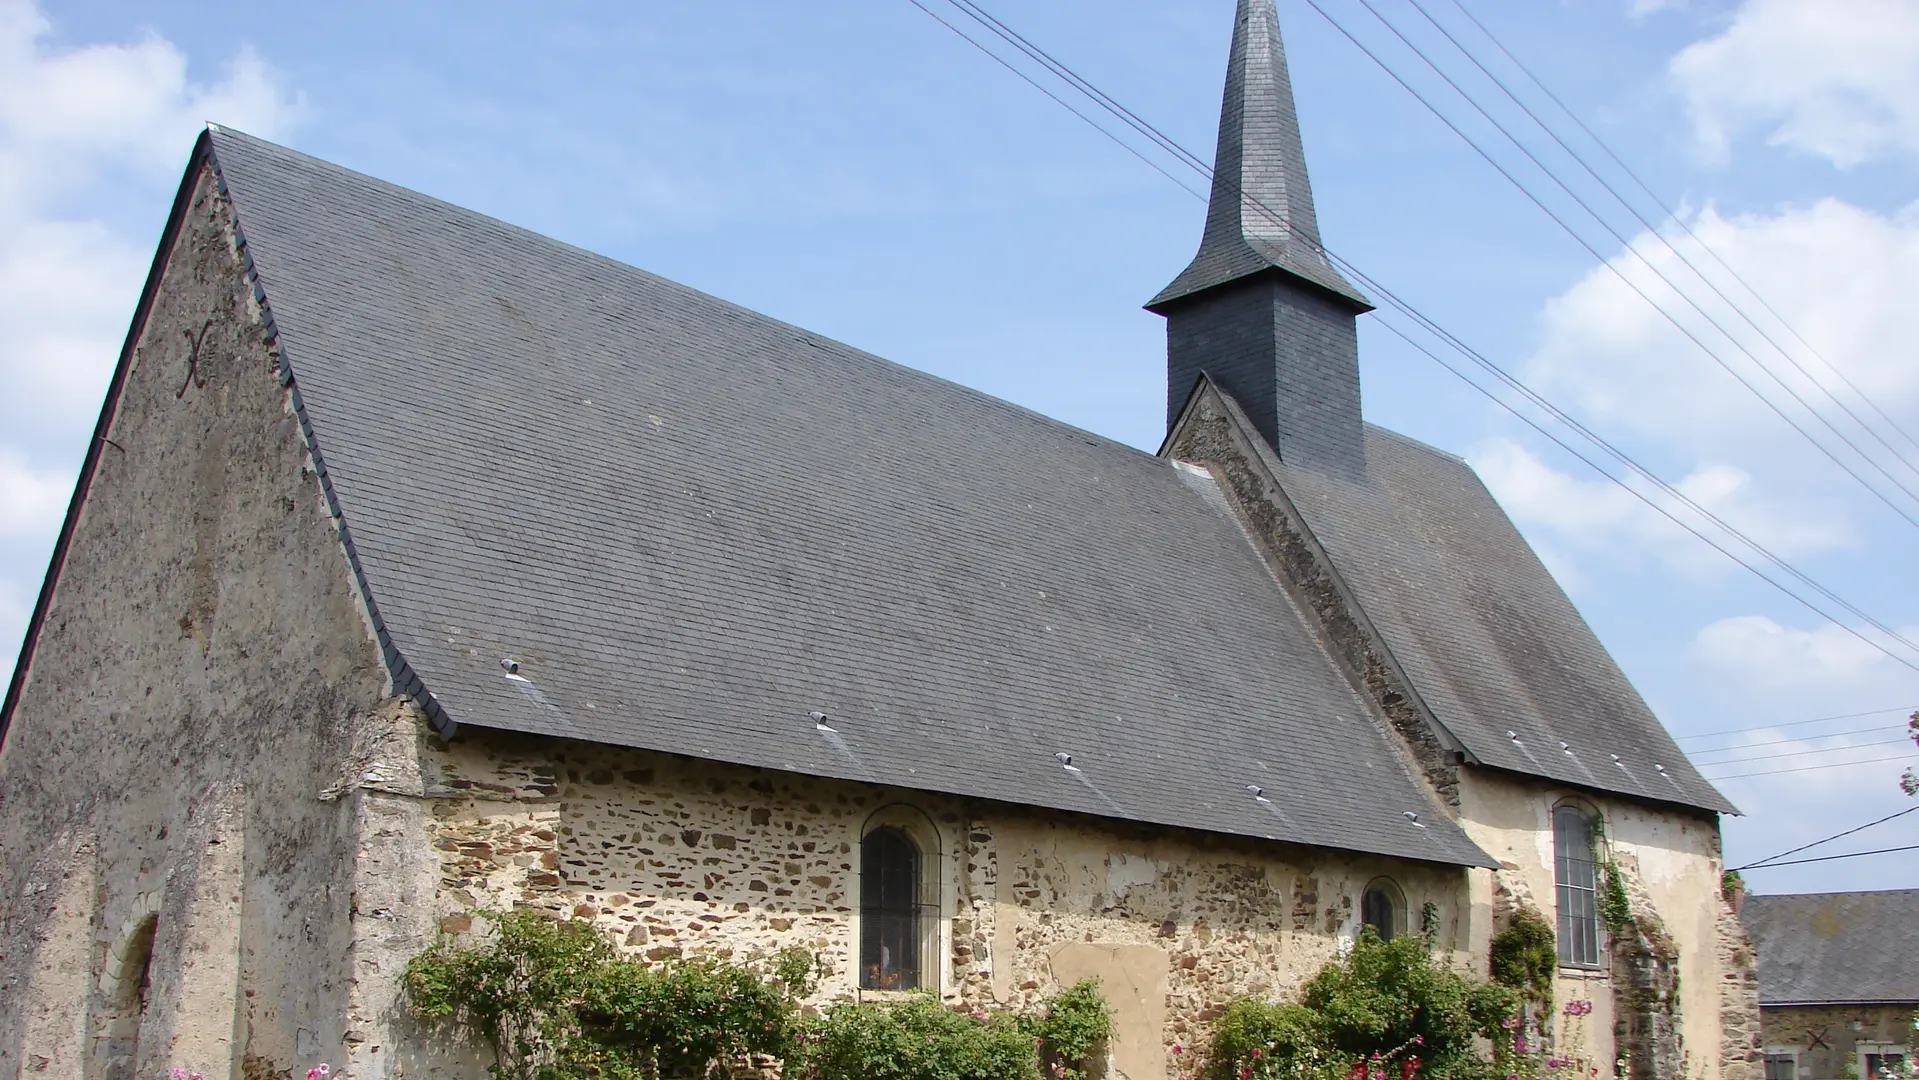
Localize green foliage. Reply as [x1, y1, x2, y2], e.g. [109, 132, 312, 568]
[1203, 931, 1520, 1080]
[403, 912, 814, 1080]
[576, 953, 800, 1079]
[1203, 998, 1327, 1080]
[1034, 979, 1113, 1080]
[405, 915, 1108, 1080]
[405, 911, 618, 1080]
[1598, 860, 1634, 939]
[1720, 870, 1745, 905]
[1488, 906, 1557, 1009]
[1303, 932, 1519, 1080]
[794, 995, 1038, 1080]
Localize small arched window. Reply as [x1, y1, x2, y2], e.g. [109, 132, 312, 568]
[1361, 878, 1403, 942]
[1553, 803, 1602, 967]
[860, 826, 923, 990]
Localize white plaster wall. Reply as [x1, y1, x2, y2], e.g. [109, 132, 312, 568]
[1456, 768, 1733, 1079]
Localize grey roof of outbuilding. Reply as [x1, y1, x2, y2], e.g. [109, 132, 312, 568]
[1742, 891, 1919, 1004]
[1274, 427, 1736, 814]
[203, 128, 1494, 868]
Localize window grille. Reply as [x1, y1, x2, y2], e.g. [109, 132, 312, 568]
[860, 826, 928, 990]
[1553, 804, 1602, 967]
[1362, 886, 1397, 942]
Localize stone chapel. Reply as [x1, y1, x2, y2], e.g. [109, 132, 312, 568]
[0, 2, 1759, 1078]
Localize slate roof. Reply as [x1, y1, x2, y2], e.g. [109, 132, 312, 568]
[1148, 0, 1369, 313]
[1742, 891, 1919, 1004]
[197, 127, 1493, 868]
[1274, 427, 1736, 814]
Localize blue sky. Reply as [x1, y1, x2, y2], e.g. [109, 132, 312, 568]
[4, 0, 1918, 892]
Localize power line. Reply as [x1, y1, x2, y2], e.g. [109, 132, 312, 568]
[1393, 0, 1919, 493]
[1691, 734, 1912, 769]
[907, 0, 1919, 673]
[1735, 843, 1919, 871]
[1730, 804, 1919, 871]
[1678, 705, 1919, 742]
[900, 0, 1207, 201]
[1300, 0, 1919, 532]
[1286, 0, 1919, 656]
[1690, 723, 1908, 761]
[1443, 0, 1919, 463]
[1702, 752, 1917, 782]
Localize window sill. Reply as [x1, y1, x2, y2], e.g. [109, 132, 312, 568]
[856, 988, 938, 1002]
[1558, 966, 1609, 980]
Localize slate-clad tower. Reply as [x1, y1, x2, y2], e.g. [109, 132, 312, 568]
[1149, 0, 1374, 478]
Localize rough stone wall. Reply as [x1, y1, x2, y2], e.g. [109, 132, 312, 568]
[408, 726, 1472, 1080]
[1163, 383, 1461, 807]
[0, 162, 400, 1080]
[1760, 1004, 1917, 1080]
[1606, 851, 1684, 1080]
[1717, 892, 1762, 1080]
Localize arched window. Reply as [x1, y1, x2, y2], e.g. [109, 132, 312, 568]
[1553, 803, 1602, 967]
[1361, 878, 1403, 942]
[100, 914, 158, 1080]
[860, 826, 923, 989]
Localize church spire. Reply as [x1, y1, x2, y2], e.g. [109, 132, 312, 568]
[1147, 0, 1369, 313]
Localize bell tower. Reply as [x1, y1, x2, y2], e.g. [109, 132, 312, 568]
[1148, 0, 1373, 478]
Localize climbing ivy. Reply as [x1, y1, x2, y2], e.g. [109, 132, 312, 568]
[1488, 906, 1557, 1010]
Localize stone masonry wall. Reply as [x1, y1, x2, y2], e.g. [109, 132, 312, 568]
[1761, 1004, 1917, 1080]
[400, 725, 1473, 1080]
[0, 161, 403, 1080]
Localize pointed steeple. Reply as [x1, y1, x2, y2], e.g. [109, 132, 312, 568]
[1147, 0, 1369, 313]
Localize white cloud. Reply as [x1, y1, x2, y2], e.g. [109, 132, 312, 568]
[0, 0, 301, 676]
[1471, 437, 1852, 579]
[1501, 197, 1919, 585]
[1691, 614, 1907, 691]
[0, 451, 69, 541]
[1670, 0, 1919, 166]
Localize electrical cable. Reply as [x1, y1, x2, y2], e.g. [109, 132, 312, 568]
[1394, 0, 1919, 489]
[909, 0, 1919, 672]
[900, 0, 1207, 201]
[1678, 706, 1919, 742]
[1689, 734, 1912, 769]
[1701, 752, 1917, 782]
[1689, 722, 1909, 760]
[1299, 0, 1919, 531]
[1732, 843, 1919, 871]
[1444, 0, 1919, 462]
[1729, 804, 1919, 871]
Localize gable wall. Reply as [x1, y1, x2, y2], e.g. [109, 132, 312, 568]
[1457, 757, 1756, 1080]
[0, 162, 402, 1080]
[383, 723, 1473, 1080]
[1164, 378, 1757, 1079]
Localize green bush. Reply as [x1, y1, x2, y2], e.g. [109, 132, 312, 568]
[405, 914, 1108, 1080]
[794, 995, 1038, 1080]
[403, 912, 813, 1080]
[1204, 998, 1326, 1080]
[1035, 979, 1114, 1080]
[1488, 907, 1557, 1009]
[1203, 931, 1520, 1080]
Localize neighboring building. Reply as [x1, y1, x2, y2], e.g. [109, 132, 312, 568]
[1742, 891, 1919, 1080]
[0, 2, 1757, 1080]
